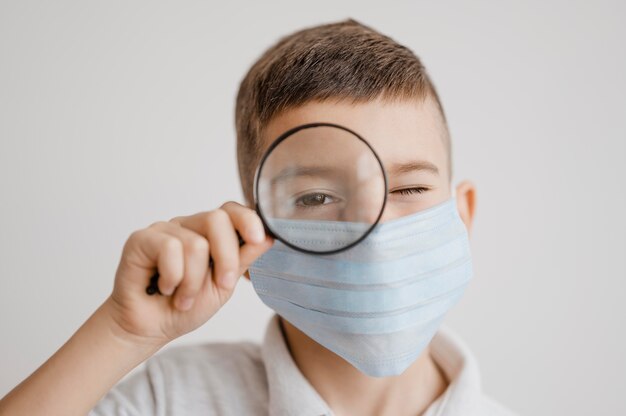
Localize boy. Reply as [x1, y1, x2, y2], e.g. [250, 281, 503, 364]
[0, 18, 515, 415]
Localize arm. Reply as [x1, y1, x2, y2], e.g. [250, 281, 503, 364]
[0, 299, 161, 416]
[0, 201, 273, 416]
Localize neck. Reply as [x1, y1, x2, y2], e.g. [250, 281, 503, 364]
[279, 317, 448, 416]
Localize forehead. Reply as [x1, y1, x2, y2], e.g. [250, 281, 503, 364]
[260, 96, 448, 177]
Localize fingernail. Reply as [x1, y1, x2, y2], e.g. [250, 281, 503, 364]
[220, 272, 238, 289]
[177, 296, 194, 311]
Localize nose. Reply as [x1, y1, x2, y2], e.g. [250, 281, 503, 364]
[340, 188, 385, 224]
[341, 199, 382, 224]
[339, 166, 387, 224]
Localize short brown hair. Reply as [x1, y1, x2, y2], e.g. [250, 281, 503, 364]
[235, 18, 451, 205]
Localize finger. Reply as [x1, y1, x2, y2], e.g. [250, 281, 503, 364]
[170, 202, 264, 245]
[239, 235, 274, 276]
[204, 208, 240, 291]
[157, 222, 210, 311]
[219, 201, 266, 244]
[126, 225, 185, 296]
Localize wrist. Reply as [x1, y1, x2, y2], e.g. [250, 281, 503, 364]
[98, 297, 167, 354]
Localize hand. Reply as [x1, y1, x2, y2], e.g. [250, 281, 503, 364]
[104, 201, 274, 347]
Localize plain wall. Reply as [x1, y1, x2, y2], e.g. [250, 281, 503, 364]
[1, 1, 625, 414]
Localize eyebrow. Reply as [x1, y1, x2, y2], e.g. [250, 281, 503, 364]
[268, 160, 439, 185]
[269, 166, 337, 186]
[388, 160, 440, 176]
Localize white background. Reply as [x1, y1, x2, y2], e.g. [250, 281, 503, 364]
[1, 1, 625, 414]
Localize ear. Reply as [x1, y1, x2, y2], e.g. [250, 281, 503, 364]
[454, 180, 477, 237]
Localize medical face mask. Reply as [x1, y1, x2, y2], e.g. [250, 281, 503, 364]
[248, 190, 473, 377]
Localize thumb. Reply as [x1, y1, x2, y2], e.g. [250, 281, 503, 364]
[204, 236, 274, 305]
[239, 236, 274, 279]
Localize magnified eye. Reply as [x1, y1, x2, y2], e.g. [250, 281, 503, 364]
[294, 192, 337, 207]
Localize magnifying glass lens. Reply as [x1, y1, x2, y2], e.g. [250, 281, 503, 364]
[256, 124, 386, 254]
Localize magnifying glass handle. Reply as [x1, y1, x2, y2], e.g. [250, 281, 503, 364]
[146, 233, 246, 296]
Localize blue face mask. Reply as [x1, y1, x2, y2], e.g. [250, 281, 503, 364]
[249, 191, 473, 377]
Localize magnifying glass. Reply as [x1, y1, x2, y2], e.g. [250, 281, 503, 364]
[146, 122, 387, 295]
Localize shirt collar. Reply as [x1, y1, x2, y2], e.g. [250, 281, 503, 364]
[261, 314, 333, 416]
[423, 324, 484, 416]
[261, 314, 483, 416]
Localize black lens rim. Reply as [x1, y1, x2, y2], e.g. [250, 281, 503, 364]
[253, 121, 388, 255]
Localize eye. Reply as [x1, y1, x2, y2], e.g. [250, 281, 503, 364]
[294, 192, 337, 207]
[392, 187, 429, 196]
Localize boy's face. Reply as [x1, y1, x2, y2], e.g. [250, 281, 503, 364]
[258, 95, 452, 223]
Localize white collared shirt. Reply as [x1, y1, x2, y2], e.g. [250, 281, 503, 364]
[90, 314, 516, 415]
